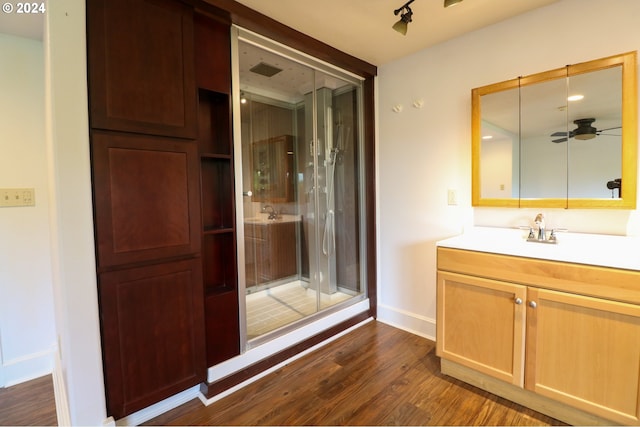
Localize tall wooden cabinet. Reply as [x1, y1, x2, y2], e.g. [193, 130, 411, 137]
[87, 0, 238, 418]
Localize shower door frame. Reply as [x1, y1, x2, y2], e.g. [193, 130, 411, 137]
[231, 27, 370, 350]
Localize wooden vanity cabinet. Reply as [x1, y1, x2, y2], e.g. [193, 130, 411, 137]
[245, 221, 298, 286]
[437, 247, 640, 425]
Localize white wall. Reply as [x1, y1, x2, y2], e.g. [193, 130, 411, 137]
[377, 0, 640, 338]
[0, 33, 56, 387]
[44, 1, 108, 425]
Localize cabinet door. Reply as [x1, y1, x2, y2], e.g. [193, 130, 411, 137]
[87, 0, 197, 138]
[99, 259, 206, 418]
[437, 271, 526, 386]
[526, 288, 640, 424]
[92, 131, 201, 268]
[194, 13, 231, 94]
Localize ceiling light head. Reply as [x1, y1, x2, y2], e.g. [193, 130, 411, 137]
[444, 0, 463, 7]
[393, 0, 414, 35]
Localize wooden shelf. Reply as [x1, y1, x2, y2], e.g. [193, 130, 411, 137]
[203, 227, 234, 234]
[198, 89, 231, 155]
[195, 11, 239, 368]
[201, 153, 232, 160]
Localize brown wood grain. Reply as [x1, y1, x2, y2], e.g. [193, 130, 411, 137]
[146, 321, 564, 426]
[0, 375, 57, 426]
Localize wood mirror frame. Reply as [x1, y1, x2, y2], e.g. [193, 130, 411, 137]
[472, 51, 637, 209]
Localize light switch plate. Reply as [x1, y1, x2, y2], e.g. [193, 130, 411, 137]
[447, 189, 458, 206]
[0, 188, 35, 207]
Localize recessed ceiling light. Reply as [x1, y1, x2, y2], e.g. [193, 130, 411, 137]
[482, 135, 493, 140]
[568, 94, 584, 102]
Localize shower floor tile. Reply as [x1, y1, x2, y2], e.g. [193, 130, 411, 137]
[246, 281, 352, 339]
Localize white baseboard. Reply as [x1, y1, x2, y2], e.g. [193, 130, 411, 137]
[52, 350, 72, 426]
[376, 303, 436, 341]
[114, 385, 200, 427]
[1, 346, 55, 388]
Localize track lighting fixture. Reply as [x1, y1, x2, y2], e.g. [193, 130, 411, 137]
[392, 0, 414, 36]
[444, 0, 463, 7]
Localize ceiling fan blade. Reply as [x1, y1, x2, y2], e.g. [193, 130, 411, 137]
[552, 137, 568, 143]
[596, 126, 622, 133]
[550, 131, 569, 137]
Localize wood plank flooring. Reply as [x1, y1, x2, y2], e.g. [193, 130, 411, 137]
[145, 321, 565, 426]
[0, 374, 57, 426]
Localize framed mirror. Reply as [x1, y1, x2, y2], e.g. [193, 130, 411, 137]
[472, 51, 637, 209]
[250, 135, 295, 203]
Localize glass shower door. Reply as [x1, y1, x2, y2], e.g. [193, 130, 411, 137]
[237, 35, 365, 341]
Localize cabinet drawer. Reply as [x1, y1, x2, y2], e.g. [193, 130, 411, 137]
[438, 247, 640, 305]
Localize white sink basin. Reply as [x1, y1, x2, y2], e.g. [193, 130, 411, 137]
[437, 226, 640, 271]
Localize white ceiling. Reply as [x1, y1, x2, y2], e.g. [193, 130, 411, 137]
[0, 0, 559, 64]
[0, 6, 44, 40]
[233, 0, 560, 65]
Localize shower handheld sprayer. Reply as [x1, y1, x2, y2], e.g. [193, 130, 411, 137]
[322, 108, 347, 256]
[323, 106, 337, 256]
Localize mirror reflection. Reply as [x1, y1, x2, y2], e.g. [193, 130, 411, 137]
[473, 51, 637, 208]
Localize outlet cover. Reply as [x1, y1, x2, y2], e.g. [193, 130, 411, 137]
[0, 188, 35, 207]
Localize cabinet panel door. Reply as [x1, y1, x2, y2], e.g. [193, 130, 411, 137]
[87, 0, 196, 138]
[92, 131, 201, 268]
[205, 291, 240, 366]
[194, 13, 231, 93]
[526, 288, 640, 424]
[99, 258, 206, 418]
[437, 272, 526, 386]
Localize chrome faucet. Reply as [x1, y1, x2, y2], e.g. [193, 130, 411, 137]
[526, 213, 561, 244]
[534, 213, 546, 240]
[262, 205, 279, 220]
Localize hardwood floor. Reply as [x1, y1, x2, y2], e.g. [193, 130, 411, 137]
[0, 374, 57, 426]
[145, 321, 565, 426]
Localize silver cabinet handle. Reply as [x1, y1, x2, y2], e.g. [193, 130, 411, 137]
[514, 297, 523, 305]
[529, 301, 537, 308]
[243, 190, 253, 197]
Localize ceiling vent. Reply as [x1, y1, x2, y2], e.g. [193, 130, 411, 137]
[250, 62, 283, 77]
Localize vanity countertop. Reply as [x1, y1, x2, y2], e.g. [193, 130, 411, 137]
[437, 226, 640, 271]
[244, 213, 301, 225]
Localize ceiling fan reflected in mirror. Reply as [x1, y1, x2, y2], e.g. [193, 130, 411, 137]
[550, 118, 621, 143]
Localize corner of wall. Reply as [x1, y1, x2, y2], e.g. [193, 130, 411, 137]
[376, 303, 436, 341]
[52, 347, 71, 426]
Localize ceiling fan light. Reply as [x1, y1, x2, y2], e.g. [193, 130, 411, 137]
[574, 131, 597, 140]
[573, 118, 597, 140]
[444, 0, 463, 8]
